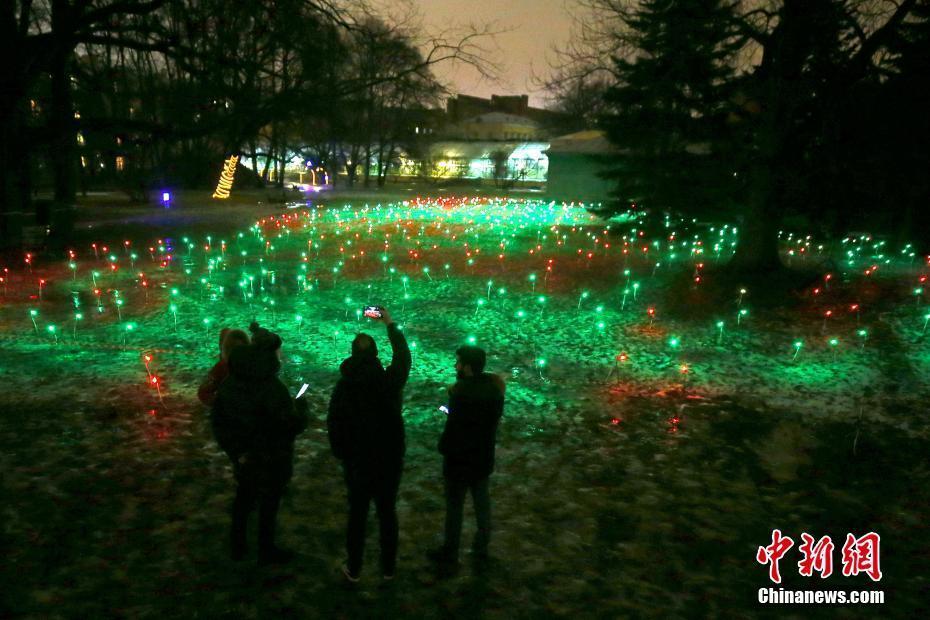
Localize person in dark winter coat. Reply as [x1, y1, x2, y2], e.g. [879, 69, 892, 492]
[197, 328, 249, 407]
[212, 322, 308, 565]
[429, 345, 505, 566]
[327, 307, 411, 581]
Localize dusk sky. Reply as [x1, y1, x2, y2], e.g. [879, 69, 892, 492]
[411, 0, 576, 108]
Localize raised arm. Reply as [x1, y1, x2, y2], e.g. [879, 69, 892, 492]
[374, 307, 411, 389]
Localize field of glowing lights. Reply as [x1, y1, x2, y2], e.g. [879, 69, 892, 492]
[1, 196, 928, 618]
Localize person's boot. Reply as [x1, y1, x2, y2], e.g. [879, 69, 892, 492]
[257, 492, 290, 565]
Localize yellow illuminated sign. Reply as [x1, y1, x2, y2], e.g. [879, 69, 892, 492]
[212, 154, 239, 199]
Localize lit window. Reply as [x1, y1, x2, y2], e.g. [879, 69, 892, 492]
[115, 156, 125, 171]
[76, 132, 85, 146]
[80, 156, 87, 168]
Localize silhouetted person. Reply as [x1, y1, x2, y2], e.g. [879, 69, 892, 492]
[198, 328, 249, 407]
[429, 345, 505, 568]
[327, 307, 411, 582]
[212, 322, 308, 565]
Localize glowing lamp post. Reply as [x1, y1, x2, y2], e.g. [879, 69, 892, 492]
[716, 320, 725, 344]
[29, 309, 38, 334]
[792, 340, 803, 361]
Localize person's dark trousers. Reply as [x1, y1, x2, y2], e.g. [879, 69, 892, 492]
[344, 463, 402, 576]
[231, 466, 284, 558]
[443, 475, 491, 559]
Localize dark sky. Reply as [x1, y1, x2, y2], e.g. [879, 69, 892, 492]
[411, 0, 575, 108]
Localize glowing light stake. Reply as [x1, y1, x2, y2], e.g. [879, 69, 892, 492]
[73, 312, 83, 338]
[529, 272, 537, 293]
[923, 312, 930, 334]
[296, 314, 303, 334]
[69, 261, 77, 280]
[850, 303, 860, 325]
[821, 310, 833, 334]
[29, 309, 38, 334]
[737, 308, 748, 326]
[170, 303, 178, 332]
[537, 295, 547, 318]
[737, 288, 747, 307]
[621, 288, 630, 310]
[829, 337, 840, 362]
[792, 340, 803, 360]
[857, 328, 868, 348]
[47, 324, 58, 344]
[647, 307, 656, 326]
[38, 278, 45, 301]
[668, 336, 681, 351]
[607, 351, 629, 383]
[114, 298, 124, 321]
[915, 287, 924, 306]
[716, 320, 725, 344]
[632, 282, 640, 300]
[577, 290, 589, 310]
[92, 271, 99, 288]
[535, 357, 547, 380]
[467, 335, 478, 346]
[486, 279, 493, 300]
[124, 322, 136, 343]
[151, 375, 164, 403]
[423, 266, 432, 281]
[475, 298, 486, 317]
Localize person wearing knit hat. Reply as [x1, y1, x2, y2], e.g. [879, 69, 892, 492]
[211, 321, 308, 565]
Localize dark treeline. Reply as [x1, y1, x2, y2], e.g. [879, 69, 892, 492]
[548, 0, 930, 272]
[0, 0, 491, 251]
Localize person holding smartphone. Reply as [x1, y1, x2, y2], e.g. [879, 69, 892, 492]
[327, 306, 411, 582]
[428, 345, 505, 571]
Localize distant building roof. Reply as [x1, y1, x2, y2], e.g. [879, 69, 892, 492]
[429, 141, 550, 160]
[464, 112, 540, 127]
[546, 130, 615, 154]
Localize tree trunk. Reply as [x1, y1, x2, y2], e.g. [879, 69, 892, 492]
[0, 109, 28, 252]
[48, 48, 78, 249]
[363, 143, 372, 188]
[729, 162, 783, 273]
